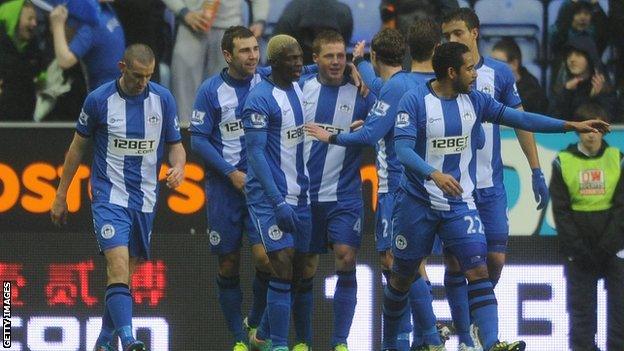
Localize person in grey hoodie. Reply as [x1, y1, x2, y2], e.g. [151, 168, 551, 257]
[162, 0, 269, 124]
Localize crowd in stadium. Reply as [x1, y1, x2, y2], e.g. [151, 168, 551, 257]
[3, 1, 622, 351]
[0, 0, 623, 124]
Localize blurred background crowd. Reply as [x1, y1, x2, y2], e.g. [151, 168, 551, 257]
[0, 0, 622, 125]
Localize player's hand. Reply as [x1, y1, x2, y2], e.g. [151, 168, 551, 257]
[166, 166, 184, 189]
[352, 40, 366, 61]
[50, 195, 68, 227]
[531, 168, 549, 210]
[274, 202, 298, 234]
[429, 171, 463, 197]
[564, 119, 610, 134]
[184, 10, 210, 32]
[347, 62, 369, 97]
[304, 123, 332, 143]
[228, 170, 246, 192]
[49, 5, 68, 27]
[350, 120, 364, 131]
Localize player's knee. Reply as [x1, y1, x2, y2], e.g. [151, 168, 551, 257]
[106, 259, 130, 283]
[218, 252, 241, 277]
[268, 248, 295, 279]
[252, 250, 272, 272]
[379, 250, 393, 271]
[464, 264, 489, 282]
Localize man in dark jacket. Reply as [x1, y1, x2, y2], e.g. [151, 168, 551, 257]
[550, 103, 624, 351]
[274, 0, 352, 64]
[549, 35, 617, 120]
[0, 0, 45, 121]
[491, 37, 548, 114]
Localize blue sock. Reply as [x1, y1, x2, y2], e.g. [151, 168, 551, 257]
[96, 304, 115, 345]
[382, 284, 409, 350]
[408, 280, 424, 347]
[468, 279, 499, 350]
[397, 308, 411, 351]
[333, 270, 357, 347]
[256, 309, 270, 341]
[248, 270, 270, 328]
[217, 274, 246, 342]
[105, 283, 134, 346]
[410, 277, 440, 346]
[293, 277, 313, 345]
[444, 270, 473, 346]
[268, 279, 291, 347]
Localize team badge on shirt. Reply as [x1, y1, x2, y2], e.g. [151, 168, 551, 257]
[268, 225, 283, 240]
[395, 234, 407, 250]
[209, 230, 221, 245]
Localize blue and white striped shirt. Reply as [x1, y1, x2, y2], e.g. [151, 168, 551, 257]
[76, 80, 181, 212]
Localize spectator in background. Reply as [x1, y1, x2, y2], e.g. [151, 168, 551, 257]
[112, 0, 169, 83]
[0, 0, 45, 121]
[550, 103, 624, 351]
[491, 37, 548, 114]
[550, 0, 608, 74]
[550, 35, 616, 120]
[274, 0, 352, 65]
[49, 1, 125, 91]
[164, 0, 269, 124]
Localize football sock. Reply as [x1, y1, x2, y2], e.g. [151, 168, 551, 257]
[293, 276, 313, 345]
[217, 274, 246, 342]
[248, 270, 271, 328]
[445, 270, 473, 346]
[268, 279, 291, 347]
[333, 270, 357, 346]
[468, 279, 499, 350]
[105, 283, 135, 346]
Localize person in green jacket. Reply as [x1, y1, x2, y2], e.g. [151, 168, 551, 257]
[0, 0, 45, 121]
[550, 102, 624, 351]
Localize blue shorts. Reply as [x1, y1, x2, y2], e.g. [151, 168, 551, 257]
[206, 179, 261, 255]
[475, 186, 509, 253]
[309, 199, 363, 254]
[248, 201, 312, 253]
[92, 202, 155, 260]
[391, 190, 487, 273]
[375, 192, 395, 252]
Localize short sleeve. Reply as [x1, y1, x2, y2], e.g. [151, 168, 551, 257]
[163, 92, 182, 143]
[189, 84, 216, 136]
[76, 93, 98, 137]
[242, 93, 270, 133]
[394, 92, 418, 141]
[497, 63, 522, 108]
[68, 24, 95, 59]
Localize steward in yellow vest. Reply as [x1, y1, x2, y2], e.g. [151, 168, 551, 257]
[549, 103, 624, 350]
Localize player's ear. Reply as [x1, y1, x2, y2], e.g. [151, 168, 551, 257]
[223, 49, 233, 64]
[118, 60, 127, 72]
[312, 52, 319, 64]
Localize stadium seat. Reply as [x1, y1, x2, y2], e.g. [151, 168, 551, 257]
[342, 0, 382, 45]
[475, 0, 544, 39]
[265, 0, 291, 32]
[458, 0, 470, 8]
